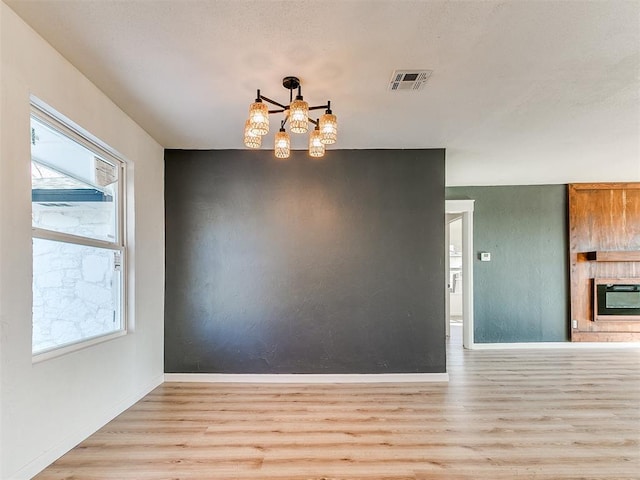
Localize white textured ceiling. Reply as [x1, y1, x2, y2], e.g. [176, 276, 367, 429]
[5, 0, 640, 185]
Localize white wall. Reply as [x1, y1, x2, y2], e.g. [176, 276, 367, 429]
[0, 3, 165, 478]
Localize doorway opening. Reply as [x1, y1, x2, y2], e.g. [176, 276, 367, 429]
[447, 216, 463, 345]
[445, 200, 475, 349]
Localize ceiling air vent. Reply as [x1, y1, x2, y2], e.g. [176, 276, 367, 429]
[388, 70, 432, 91]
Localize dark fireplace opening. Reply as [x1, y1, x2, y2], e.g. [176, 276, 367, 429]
[594, 280, 640, 320]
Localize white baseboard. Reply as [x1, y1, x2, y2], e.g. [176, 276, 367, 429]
[164, 372, 449, 383]
[472, 341, 640, 350]
[11, 374, 164, 480]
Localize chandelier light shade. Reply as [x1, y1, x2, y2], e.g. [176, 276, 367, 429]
[289, 96, 309, 133]
[308, 124, 325, 158]
[248, 94, 269, 136]
[319, 101, 337, 145]
[244, 120, 262, 148]
[244, 76, 337, 158]
[274, 128, 290, 159]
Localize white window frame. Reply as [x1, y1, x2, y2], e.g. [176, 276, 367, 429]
[31, 100, 129, 362]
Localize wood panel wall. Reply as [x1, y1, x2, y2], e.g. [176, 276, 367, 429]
[569, 183, 640, 341]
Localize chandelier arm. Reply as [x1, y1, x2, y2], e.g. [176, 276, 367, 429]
[308, 104, 330, 111]
[268, 109, 286, 114]
[280, 117, 289, 129]
[308, 118, 318, 126]
[259, 94, 289, 110]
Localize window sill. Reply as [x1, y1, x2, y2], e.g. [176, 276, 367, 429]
[32, 330, 127, 364]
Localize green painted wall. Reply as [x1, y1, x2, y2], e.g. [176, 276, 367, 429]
[446, 185, 569, 343]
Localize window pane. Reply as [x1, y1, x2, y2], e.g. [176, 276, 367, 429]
[31, 116, 119, 243]
[32, 238, 123, 354]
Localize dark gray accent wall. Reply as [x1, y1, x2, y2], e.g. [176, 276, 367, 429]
[447, 185, 569, 343]
[165, 149, 446, 373]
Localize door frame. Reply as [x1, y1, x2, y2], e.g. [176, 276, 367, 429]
[445, 200, 475, 349]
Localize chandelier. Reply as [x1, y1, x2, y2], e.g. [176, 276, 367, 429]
[244, 76, 337, 159]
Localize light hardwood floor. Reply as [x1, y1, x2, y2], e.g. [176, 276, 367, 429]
[35, 332, 640, 479]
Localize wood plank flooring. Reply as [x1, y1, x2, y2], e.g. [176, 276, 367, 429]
[35, 336, 640, 479]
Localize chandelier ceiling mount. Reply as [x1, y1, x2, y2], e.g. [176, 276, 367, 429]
[281, 76, 301, 91]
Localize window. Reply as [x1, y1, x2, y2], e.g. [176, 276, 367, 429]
[31, 103, 127, 358]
